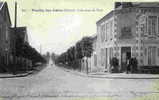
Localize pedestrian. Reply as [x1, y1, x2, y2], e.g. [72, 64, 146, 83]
[133, 57, 138, 73]
[126, 58, 130, 74]
[129, 58, 133, 73]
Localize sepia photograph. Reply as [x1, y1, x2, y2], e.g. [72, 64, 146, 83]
[1, 0, 159, 100]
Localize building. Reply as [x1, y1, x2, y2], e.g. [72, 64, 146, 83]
[15, 27, 29, 56]
[0, 2, 32, 72]
[0, 2, 15, 72]
[16, 27, 28, 44]
[0, 2, 12, 56]
[96, 2, 159, 72]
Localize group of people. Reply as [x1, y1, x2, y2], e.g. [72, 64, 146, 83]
[110, 57, 138, 73]
[126, 57, 138, 74]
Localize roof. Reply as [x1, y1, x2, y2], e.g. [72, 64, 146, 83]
[0, 2, 4, 10]
[135, 2, 159, 8]
[115, 2, 159, 8]
[96, 2, 159, 25]
[0, 2, 12, 25]
[96, 10, 114, 25]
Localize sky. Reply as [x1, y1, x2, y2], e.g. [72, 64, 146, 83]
[3, 0, 157, 55]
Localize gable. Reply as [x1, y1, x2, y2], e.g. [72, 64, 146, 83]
[0, 2, 11, 26]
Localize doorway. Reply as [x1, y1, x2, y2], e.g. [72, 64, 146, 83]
[121, 47, 131, 72]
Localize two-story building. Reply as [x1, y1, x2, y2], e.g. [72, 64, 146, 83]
[96, 2, 159, 72]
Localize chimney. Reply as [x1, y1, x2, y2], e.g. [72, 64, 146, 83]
[14, 2, 17, 28]
[115, 2, 121, 9]
[121, 2, 133, 8]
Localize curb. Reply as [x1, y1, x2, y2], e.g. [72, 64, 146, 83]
[87, 75, 159, 79]
[61, 67, 159, 79]
[0, 71, 33, 78]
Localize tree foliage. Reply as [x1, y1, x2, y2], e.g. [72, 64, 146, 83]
[55, 36, 93, 69]
[15, 39, 46, 65]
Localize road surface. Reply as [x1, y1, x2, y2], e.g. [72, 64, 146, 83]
[0, 63, 159, 100]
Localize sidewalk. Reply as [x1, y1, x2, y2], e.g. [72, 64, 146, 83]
[0, 71, 33, 78]
[61, 67, 159, 79]
[0, 63, 47, 78]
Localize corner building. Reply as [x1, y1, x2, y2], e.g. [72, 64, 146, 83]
[96, 2, 159, 72]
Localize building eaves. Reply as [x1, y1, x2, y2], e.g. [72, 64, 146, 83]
[96, 10, 114, 25]
[137, 2, 159, 8]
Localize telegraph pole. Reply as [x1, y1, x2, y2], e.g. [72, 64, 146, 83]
[14, 2, 17, 28]
[13, 1, 17, 74]
[40, 44, 42, 54]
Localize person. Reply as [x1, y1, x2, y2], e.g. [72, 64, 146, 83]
[126, 58, 130, 74]
[132, 57, 138, 73]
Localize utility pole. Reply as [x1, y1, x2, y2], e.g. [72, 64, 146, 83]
[13, 1, 17, 74]
[14, 2, 17, 28]
[40, 44, 42, 54]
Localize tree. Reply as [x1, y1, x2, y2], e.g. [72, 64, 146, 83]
[81, 37, 93, 57]
[55, 36, 94, 70]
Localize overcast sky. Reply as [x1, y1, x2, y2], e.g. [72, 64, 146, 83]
[5, 0, 114, 54]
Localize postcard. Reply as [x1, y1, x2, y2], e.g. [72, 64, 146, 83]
[0, 0, 159, 100]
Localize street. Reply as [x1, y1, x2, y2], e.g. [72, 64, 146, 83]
[0, 63, 159, 100]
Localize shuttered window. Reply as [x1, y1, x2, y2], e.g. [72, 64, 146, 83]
[148, 16, 157, 35]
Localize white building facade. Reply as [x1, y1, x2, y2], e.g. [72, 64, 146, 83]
[96, 2, 159, 72]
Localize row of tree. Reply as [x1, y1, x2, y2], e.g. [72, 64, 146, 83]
[55, 36, 94, 69]
[16, 43, 46, 64]
[15, 33, 47, 66]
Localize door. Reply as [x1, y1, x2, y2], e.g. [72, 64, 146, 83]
[121, 47, 131, 72]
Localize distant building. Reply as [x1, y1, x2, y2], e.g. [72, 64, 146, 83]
[96, 2, 159, 72]
[15, 27, 28, 44]
[89, 35, 99, 72]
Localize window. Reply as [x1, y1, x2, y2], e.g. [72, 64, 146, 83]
[106, 23, 109, 41]
[148, 46, 156, 65]
[109, 47, 113, 59]
[101, 25, 105, 42]
[103, 24, 105, 41]
[140, 53, 143, 56]
[144, 48, 147, 56]
[101, 49, 105, 66]
[105, 24, 107, 41]
[148, 16, 157, 35]
[120, 26, 132, 39]
[158, 17, 159, 34]
[110, 21, 113, 40]
[6, 27, 8, 41]
[146, 16, 148, 33]
[140, 24, 144, 36]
